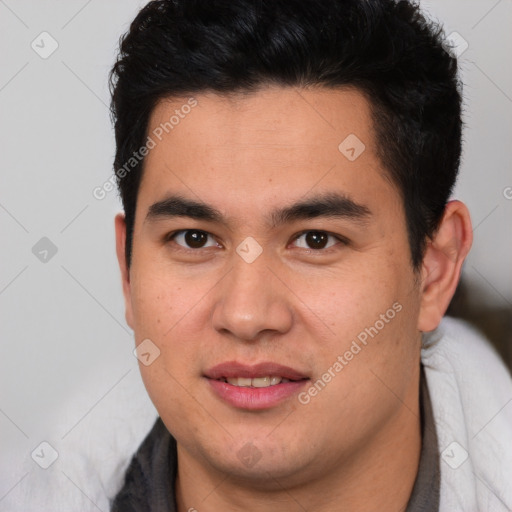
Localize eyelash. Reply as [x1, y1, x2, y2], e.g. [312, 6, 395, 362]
[165, 230, 349, 253]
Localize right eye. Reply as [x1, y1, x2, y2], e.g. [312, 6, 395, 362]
[167, 230, 220, 250]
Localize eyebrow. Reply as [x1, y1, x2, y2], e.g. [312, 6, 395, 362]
[145, 192, 372, 228]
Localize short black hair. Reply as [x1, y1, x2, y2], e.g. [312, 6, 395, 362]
[110, 0, 462, 269]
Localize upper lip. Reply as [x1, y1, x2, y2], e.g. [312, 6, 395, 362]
[204, 361, 309, 381]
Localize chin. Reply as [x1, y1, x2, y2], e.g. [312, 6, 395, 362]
[197, 434, 316, 486]
[219, 457, 308, 489]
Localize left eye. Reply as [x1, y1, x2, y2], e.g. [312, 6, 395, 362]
[170, 230, 219, 249]
[292, 231, 342, 250]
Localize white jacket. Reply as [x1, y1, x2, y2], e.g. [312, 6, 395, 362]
[1, 317, 511, 511]
[422, 317, 512, 511]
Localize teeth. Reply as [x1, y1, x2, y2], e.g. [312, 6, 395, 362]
[225, 376, 291, 388]
[233, 377, 252, 387]
[252, 377, 271, 388]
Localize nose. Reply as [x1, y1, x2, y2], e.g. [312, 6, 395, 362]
[211, 253, 294, 342]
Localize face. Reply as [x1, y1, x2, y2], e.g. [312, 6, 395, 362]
[117, 86, 424, 486]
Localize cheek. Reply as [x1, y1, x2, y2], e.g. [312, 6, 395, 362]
[130, 270, 202, 415]
[130, 266, 195, 337]
[129, 265, 214, 372]
[289, 258, 421, 395]
[292, 273, 420, 436]
[291, 262, 408, 340]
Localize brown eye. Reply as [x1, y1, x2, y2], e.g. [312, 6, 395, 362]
[184, 230, 208, 248]
[171, 230, 218, 249]
[305, 231, 328, 249]
[293, 231, 342, 250]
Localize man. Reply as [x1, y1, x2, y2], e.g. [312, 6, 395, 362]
[109, 0, 512, 510]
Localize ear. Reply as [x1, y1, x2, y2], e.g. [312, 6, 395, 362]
[417, 200, 473, 332]
[115, 213, 134, 329]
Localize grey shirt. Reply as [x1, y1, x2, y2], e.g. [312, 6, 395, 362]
[405, 365, 441, 511]
[110, 365, 440, 511]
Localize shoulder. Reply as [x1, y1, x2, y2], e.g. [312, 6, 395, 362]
[421, 316, 512, 511]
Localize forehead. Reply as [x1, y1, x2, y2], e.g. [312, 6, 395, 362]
[146, 86, 375, 161]
[138, 86, 398, 221]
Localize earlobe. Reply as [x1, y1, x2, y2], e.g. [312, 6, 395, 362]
[417, 200, 473, 332]
[115, 213, 134, 329]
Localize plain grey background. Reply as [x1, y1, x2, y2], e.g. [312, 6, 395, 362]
[0, 0, 511, 506]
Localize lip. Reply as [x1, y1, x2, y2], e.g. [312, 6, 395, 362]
[204, 361, 309, 411]
[204, 361, 309, 381]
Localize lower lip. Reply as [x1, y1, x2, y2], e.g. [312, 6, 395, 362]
[207, 378, 309, 410]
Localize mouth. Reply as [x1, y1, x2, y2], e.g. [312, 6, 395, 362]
[215, 376, 302, 387]
[204, 361, 310, 410]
